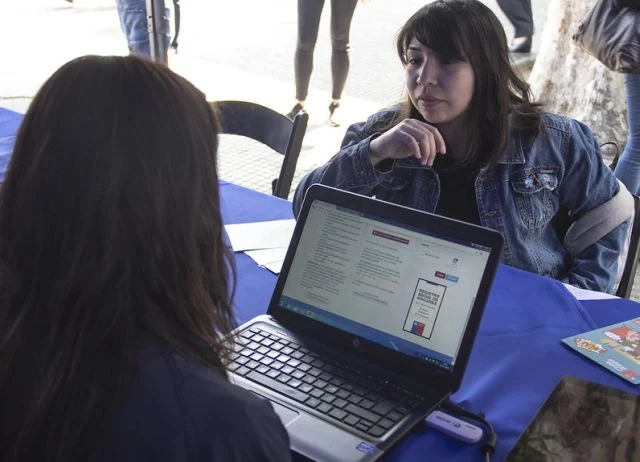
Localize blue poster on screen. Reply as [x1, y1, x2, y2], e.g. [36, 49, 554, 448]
[563, 317, 640, 385]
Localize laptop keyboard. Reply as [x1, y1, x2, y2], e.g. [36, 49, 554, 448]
[228, 326, 425, 438]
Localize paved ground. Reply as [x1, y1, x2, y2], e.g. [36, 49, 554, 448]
[3, 0, 637, 300]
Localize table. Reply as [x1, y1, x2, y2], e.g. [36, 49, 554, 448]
[0, 107, 22, 180]
[3, 106, 640, 461]
[219, 187, 640, 461]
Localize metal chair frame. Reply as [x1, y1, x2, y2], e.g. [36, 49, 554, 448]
[213, 100, 309, 199]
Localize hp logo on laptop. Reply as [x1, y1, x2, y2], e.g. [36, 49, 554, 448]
[352, 338, 360, 347]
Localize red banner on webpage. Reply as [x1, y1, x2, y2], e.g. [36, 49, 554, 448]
[372, 229, 409, 244]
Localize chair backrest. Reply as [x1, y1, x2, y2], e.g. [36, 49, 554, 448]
[212, 100, 309, 199]
[615, 194, 640, 298]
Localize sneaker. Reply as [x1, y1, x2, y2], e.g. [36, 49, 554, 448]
[286, 103, 305, 120]
[328, 102, 341, 127]
[509, 36, 532, 54]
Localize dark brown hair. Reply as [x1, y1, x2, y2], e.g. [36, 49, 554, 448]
[393, 0, 543, 167]
[0, 55, 236, 461]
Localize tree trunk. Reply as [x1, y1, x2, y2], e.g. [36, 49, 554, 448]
[527, 0, 627, 159]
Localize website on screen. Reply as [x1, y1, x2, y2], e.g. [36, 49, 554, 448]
[280, 200, 490, 369]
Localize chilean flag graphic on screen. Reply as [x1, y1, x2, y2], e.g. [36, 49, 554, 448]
[411, 321, 425, 336]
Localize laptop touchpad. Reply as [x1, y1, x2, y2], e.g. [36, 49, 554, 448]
[270, 400, 300, 426]
[250, 391, 300, 426]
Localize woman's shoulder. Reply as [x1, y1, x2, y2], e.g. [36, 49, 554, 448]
[527, 112, 595, 144]
[160, 347, 258, 408]
[507, 112, 570, 160]
[363, 104, 403, 131]
[160, 348, 290, 452]
[538, 111, 599, 135]
[103, 346, 290, 461]
[538, 112, 572, 132]
[515, 112, 606, 169]
[169, 349, 291, 460]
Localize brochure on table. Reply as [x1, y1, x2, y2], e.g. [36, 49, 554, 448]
[563, 317, 640, 385]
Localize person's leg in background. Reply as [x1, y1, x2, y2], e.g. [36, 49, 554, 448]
[288, 0, 325, 119]
[327, 0, 358, 127]
[496, 0, 534, 53]
[116, 0, 151, 58]
[115, 0, 170, 60]
[614, 74, 640, 196]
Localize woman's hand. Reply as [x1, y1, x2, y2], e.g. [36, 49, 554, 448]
[369, 119, 446, 167]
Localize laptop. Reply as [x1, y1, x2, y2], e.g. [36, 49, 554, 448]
[227, 184, 504, 461]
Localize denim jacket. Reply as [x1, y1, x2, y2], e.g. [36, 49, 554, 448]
[293, 108, 630, 293]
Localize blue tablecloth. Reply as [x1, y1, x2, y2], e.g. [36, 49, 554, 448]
[0, 107, 22, 180]
[3, 106, 640, 461]
[219, 180, 640, 462]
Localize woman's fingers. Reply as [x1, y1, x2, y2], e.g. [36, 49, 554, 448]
[394, 129, 421, 159]
[405, 119, 446, 155]
[369, 118, 447, 166]
[402, 121, 446, 166]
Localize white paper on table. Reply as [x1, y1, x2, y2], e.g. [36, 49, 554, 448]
[562, 283, 619, 301]
[224, 219, 295, 251]
[264, 259, 285, 275]
[244, 247, 288, 267]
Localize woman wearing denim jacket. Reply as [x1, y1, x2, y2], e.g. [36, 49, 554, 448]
[293, 0, 632, 294]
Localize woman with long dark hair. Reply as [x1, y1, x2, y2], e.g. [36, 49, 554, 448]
[0, 55, 290, 462]
[293, 0, 632, 294]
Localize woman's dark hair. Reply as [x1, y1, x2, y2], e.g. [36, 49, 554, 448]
[392, 0, 543, 167]
[0, 55, 236, 461]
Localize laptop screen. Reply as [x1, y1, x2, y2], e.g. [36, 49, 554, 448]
[277, 199, 491, 371]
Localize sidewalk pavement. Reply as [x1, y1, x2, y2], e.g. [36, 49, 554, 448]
[5, 0, 634, 301]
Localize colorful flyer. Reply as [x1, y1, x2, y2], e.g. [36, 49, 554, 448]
[563, 317, 640, 385]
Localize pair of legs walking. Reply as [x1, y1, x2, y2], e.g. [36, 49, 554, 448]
[289, 0, 358, 126]
[614, 74, 640, 197]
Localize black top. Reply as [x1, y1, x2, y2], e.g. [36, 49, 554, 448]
[434, 156, 481, 225]
[102, 346, 291, 462]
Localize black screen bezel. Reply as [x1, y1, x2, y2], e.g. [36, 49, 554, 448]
[267, 184, 504, 393]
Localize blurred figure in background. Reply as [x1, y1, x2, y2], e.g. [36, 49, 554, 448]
[116, 0, 170, 60]
[609, 0, 640, 196]
[496, 0, 534, 53]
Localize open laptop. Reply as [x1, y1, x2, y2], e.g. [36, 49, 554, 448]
[228, 184, 504, 461]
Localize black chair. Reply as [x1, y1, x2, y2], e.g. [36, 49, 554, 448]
[212, 100, 309, 199]
[552, 194, 640, 298]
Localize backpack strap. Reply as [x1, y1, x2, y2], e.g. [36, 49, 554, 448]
[563, 180, 635, 256]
